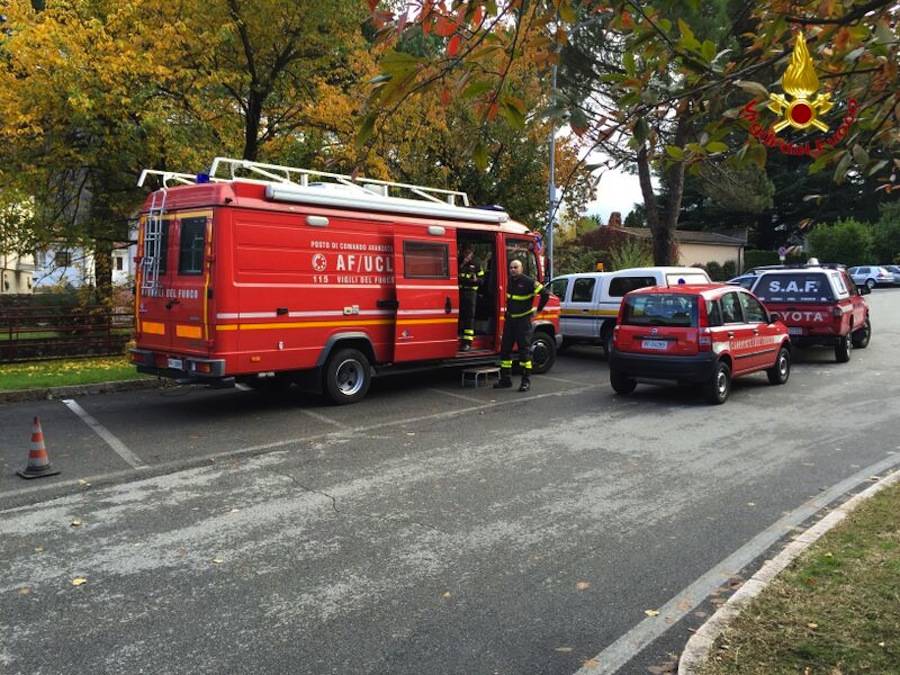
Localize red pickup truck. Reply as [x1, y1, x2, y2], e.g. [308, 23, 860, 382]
[749, 265, 871, 363]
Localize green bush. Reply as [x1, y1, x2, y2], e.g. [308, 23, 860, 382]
[722, 260, 737, 279]
[704, 261, 724, 280]
[807, 219, 873, 267]
[608, 237, 654, 271]
[872, 202, 900, 264]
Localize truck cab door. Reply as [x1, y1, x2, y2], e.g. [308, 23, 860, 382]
[392, 230, 460, 363]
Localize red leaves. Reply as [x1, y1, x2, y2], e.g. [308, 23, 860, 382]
[448, 34, 462, 57]
[435, 16, 458, 38]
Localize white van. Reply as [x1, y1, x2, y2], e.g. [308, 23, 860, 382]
[548, 266, 712, 354]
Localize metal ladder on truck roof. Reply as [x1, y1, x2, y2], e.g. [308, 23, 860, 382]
[140, 189, 167, 294]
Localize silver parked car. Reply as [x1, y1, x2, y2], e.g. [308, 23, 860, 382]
[883, 265, 900, 285]
[847, 265, 894, 289]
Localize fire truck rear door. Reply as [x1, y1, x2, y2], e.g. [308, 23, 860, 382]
[392, 230, 460, 363]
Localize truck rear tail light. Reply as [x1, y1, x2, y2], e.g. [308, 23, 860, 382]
[698, 328, 712, 351]
[194, 362, 212, 374]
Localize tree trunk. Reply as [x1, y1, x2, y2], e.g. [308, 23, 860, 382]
[637, 143, 671, 265]
[92, 238, 113, 305]
[243, 93, 261, 161]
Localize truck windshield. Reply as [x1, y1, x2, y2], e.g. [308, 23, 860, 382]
[754, 273, 835, 303]
[622, 294, 698, 327]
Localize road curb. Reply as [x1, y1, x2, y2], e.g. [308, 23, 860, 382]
[0, 378, 162, 404]
[677, 467, 900, 675]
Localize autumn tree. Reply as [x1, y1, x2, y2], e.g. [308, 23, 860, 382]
[363, 0, 899, 265]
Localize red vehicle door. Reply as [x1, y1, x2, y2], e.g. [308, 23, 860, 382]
[136, 213, 175, 353]
[392, 229, 460, 363]
[136, 210, 213, 360]
[738, 291, 780, 370]
[718, 290, 756, 374]
[166, 213, 213, 357]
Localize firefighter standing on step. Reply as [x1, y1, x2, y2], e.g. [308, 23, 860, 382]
[458, 245, 484, 351]
[495, 258, 549, 392]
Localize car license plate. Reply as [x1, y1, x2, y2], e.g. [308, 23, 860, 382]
[788, 327, 804, 336]
[167, 358, 183, 370]
[641, 339, 669, 351]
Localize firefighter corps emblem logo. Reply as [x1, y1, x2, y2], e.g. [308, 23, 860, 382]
[739, 31, 857, 158]
[312, 253, 328, 272]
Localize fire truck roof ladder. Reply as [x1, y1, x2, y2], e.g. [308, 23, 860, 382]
[137, 169, 216, 189]
[207, 157, 510, 224]
[140, 188, 167, 294]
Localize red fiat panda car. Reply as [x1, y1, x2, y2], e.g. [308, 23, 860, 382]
[608, 285, 792, 404]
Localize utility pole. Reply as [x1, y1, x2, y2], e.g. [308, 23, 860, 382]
[546, 60, 557, 282]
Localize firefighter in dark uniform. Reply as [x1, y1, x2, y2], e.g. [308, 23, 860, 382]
[458, 245, 484, 351]
[495, 258, 549, 392]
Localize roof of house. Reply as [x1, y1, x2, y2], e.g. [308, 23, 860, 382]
[620, 227, 748, 246]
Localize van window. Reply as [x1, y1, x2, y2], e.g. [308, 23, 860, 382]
[609, 276, 656, 297]
[707, 299, 723, 327]
[753, 272, 835, 303]
[738, 292, 767, 323]
[622, 294, 698, 327]
[403, 241, 449, 279]
[549, 278, 569, 300]
[178, 217, 206, 275]
[571, 277, 596, 302]
[665, 272, 709, 286]
[721, 292, 743, 323]
[506, 239, 537, 279]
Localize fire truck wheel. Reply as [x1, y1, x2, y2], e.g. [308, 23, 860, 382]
[324, 348, 371, 404]
[835, 334, 852, 363]
[530, 332, 557, 374]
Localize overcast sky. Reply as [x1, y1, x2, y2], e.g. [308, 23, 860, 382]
[586, 168, 644, 225]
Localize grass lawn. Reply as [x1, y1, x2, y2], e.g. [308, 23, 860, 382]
[699, 481, 900, 674]
[0, 356, 149, 390]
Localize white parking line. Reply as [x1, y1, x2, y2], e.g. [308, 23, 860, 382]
[300, 409, 346, 428]
[538, 373, 594, 386]
[61, 399, 148, 469]
[573, 451, 900, 675]
[427, 387, 485, 404]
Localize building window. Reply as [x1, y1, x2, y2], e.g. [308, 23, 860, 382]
[403, 241, 449, 279]
[178, 217, 207, 275]
[115, 256, 124, 271]
[54, 250, 72, 267]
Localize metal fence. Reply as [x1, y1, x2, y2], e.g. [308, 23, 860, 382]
[0, 304, 133, 363]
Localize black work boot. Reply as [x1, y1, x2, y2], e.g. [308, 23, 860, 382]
[460, 342, 471, 352]
[518, 375, 531, 392]
[493, 368, 512, 388]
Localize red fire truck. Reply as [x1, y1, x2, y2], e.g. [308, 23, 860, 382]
[130, 158, 561, 403]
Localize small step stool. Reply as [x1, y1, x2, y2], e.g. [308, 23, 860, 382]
[461, 366, 500, 388]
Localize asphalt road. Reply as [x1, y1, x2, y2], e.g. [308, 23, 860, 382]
[2, 289, 899, 674]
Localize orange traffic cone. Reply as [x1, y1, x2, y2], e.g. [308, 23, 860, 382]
[17, 416, 60, 479]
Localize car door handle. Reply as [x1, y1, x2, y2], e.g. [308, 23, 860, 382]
[727, 331, 735, 338]
[445, 297, 452, 314]
[753, 329, 759, 335]
[377, 299, 399, 310]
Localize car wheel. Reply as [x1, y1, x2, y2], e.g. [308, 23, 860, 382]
[866, 278, 875, 290]
[835, 333, 852, 363]
[602, 330, 613, 360]
[530, 331, 557, 374]
[609, 369, 636, 395]
[766, 346, 791, 385]
[706, 361, 731, 404]
[851, 318, 871, 349]
[323, 348, 371, 404]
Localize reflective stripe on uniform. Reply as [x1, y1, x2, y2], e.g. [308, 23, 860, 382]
[500, 359, 513, 368]
[521, 360, 532, 370]
[509, 307, 536, 318]
[507, 292, 535, 301]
